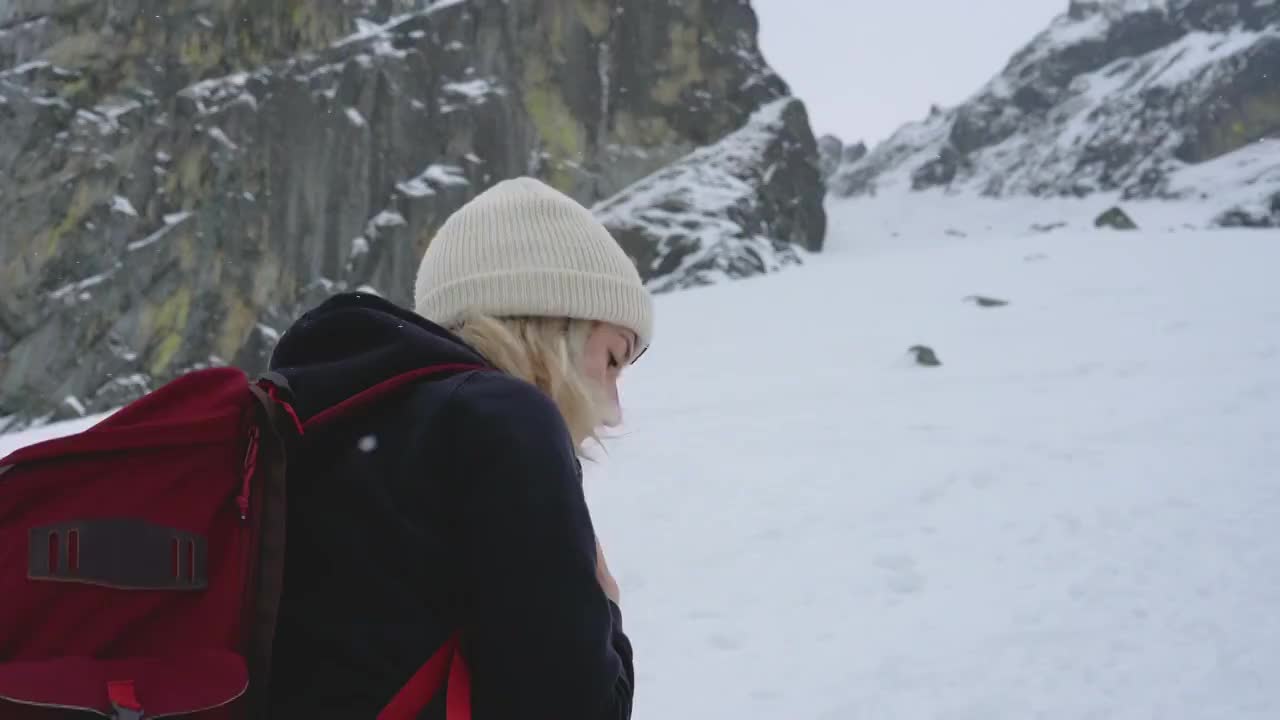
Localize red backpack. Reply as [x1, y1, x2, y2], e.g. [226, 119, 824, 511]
[0, 364, 480, 719]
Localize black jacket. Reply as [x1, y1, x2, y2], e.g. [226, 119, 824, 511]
[266, 293, 634, 719]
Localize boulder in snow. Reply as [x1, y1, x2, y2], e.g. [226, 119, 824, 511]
[908, 345, 943, 367]
[1213, 191, 1280, 229]
[1095, 207, 1139, 230]
[964, 295, 1010, 308]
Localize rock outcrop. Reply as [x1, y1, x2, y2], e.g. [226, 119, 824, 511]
[815, 134, 865, 182]
[817, 134, 844, 182]
[829, 0, 1280, 225]
[594, 98, 825, 293]
[0, 0, 825, 428]
[1213, 189, 1280, 227]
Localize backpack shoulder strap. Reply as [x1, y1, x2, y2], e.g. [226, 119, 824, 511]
[377, 632, 470, 720]
[303, 363, 486, 433]
[242, 380, 298, 717]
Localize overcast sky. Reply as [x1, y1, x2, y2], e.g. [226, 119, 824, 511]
[752, 0, 1068, 145]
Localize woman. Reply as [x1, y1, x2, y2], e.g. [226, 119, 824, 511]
[266, 177, 652, 718]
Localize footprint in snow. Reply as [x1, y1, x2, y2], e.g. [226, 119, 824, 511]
[873, 554, 925, 595]
[707, 632, 743, 652]
[968, 470, 998, 489]
[873, 554, 915, 572]
[886, 573, 924, 594]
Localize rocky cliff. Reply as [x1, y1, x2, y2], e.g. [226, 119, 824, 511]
[0, 0, 826, 428]
[596, 97, 825, 293]
[829, 0, 1280, 226]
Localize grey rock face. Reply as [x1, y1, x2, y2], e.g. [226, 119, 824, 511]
[842, 140, 868, 166]
[0, 0, 824, 428]
[817, 134, 844, 182]
[816, 134, 866, 184]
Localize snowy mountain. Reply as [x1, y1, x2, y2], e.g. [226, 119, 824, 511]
[6, 195, 1279, 718]
[830, 0, 1280, 227]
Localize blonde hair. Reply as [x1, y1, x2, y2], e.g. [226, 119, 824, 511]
[452, 314, 607, 452]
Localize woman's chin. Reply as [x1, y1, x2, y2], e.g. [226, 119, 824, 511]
[598, 402, 622, 428]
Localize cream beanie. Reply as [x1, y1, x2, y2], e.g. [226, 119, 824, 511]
[413, 177, 654, 351]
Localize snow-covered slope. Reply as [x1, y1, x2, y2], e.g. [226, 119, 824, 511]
[4, 197, 1279, 718]
[831, 0, 1280, 227]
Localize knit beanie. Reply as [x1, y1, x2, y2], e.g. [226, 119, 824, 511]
[413, 177, 654, 351]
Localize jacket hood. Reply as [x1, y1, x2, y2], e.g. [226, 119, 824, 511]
[268, 292, 490, 422]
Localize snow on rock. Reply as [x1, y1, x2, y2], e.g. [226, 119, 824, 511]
[395, 178, 436, 198]
[1, 60, 51, 77]
[423, 164, 470, 187]
[126, 212, 194, 252]
[336, 14, 416, 49]
[110, 195, 138, 216]
[440, 78, 505, 109]
[395, 163, 470, 197]
[255, 324, 282, 344]
[364, 209, 407, 240]
[178, 72, 253, 115]
[1215, 189, 1280, 227]
[96, 98, 143, 122]
[830, 0, 1280, 227]
[61, 396, 86, 417]
[206, 127, 239, 151]
[594, 97, 825, 293]
[48, 265, 122, 302]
